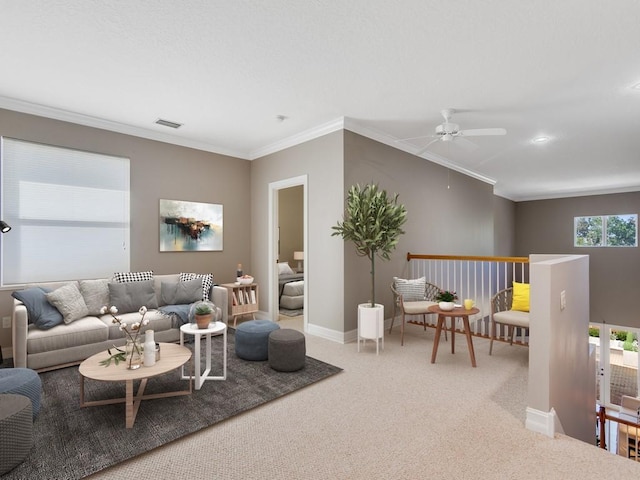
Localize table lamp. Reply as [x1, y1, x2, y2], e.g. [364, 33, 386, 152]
[293, 251, 304, 272]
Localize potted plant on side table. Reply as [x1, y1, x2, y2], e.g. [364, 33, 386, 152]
[331, 183, 407, 348]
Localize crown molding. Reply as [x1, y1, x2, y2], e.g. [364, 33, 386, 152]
[0, 95, 249, 159]
[248, 118, 345, 159]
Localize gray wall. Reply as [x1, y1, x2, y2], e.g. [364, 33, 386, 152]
[515, 192, 640, 328]
[0, 108, 252, 353]
[251, 131, 345, 337]
[342, 131, 496, 332]
[494, 195, 516, 256]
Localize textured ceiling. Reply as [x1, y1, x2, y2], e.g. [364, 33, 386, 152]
[1, 0, 640, 200]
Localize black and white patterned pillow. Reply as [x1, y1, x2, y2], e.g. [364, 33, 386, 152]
[179, 272, 214, 301]
[393, 276, 426, 301]
[113, 271, 154, 283]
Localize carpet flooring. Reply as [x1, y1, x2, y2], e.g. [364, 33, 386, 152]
[3, 331, 341, 480]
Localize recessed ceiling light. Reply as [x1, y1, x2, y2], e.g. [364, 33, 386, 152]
[532, 136, 550, 144]
[155, 118, 183, 129]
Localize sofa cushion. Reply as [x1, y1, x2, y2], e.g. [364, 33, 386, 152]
[45, 283, 90, 324]
[108, 280, 158, 313]
[179, 273, 213, 301]
[12, 287, 64, 330]
[26, 316, 108, 354]
[161, 278, 203, 305]
[78, 279, 110, 316]
[113, 271, 154, 283]
[100, 309, 173, 340]
[493, 310, 530, 328]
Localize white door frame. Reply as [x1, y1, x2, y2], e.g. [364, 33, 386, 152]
[268, 175, 308, 331]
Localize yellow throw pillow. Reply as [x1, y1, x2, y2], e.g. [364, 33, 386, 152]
[512, 282, 530, 312]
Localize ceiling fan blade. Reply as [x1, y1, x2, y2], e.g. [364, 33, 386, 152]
[459, 128, 506, 137]
[453, 136, 479, 151]
[414, 138, 441, 156]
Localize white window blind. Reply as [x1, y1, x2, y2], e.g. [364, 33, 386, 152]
[1, 137, 130, 285]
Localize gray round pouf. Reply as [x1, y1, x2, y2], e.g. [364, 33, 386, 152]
[0, 394, 33, 475]
[268, 328, 306, 372]
[235, 320, 281, 361]
[0, 368, 42, 418]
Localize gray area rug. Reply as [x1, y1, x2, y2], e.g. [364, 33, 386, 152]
[4, 331, 342, 480]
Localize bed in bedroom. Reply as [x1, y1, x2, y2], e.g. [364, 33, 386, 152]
[278, 262, 304, 311]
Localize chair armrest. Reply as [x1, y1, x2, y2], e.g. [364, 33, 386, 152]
[491, 287, 514, 316]
[11, 299, 28, 368]
[211, 286, 228, 324]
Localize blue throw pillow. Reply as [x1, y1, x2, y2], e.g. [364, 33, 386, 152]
[12, 287, 64, 330]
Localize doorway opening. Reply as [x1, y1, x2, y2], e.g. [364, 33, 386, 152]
[268, 175, 307, 332]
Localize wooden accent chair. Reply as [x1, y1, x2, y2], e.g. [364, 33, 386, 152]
[390, 279, 440, 346]
[489, 287, 530, 355]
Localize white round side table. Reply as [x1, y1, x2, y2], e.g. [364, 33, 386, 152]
[180, 321, 227, 389]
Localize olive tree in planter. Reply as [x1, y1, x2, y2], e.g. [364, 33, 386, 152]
[331, 183, 407, 350]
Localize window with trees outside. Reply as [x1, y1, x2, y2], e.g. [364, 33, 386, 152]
[574, 214, 637, 247]
[1, 137, 130, 285]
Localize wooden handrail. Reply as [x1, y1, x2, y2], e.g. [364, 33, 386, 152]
[598, 404, 640, 452]
[407, 253, 530, 263]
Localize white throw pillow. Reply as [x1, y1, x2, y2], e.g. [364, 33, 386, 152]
[393, 277, 426, 302]
[278, 262, 295, 275]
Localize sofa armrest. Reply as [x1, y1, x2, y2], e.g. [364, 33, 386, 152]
[11, 299, 28, 368]
[211, 286, 228, 324]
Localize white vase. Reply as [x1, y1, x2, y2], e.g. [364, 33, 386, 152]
[358, 303, 384, 339]
[143, 330, 156, 367]
[438, 301, 455, 311]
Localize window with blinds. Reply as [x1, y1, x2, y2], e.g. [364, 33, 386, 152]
[1, 137, 130, 285]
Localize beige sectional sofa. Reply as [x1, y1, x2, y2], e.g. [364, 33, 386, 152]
[11, 273, 228, 371]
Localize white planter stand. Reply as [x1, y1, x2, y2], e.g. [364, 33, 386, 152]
[357, 303, 384, 354]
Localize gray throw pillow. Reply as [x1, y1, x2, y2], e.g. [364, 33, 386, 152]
[79, 279, 110, 316]
[393, 277, 426, 302]
[12, 287, 64, 330]
[161, 279, 203, 305]
[46, 282, 90, 324]
[179, 273, 213, 301]
[108, 280, 158, 314]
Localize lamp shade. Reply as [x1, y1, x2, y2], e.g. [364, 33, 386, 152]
[293, 251, 304, 260]
[0, 221, 11, 233]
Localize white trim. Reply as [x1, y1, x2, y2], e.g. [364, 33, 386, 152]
[525, 407, 557, 438]
[269, 175, 308, 333]
[0, 95, 247, 159]
[307, 323, 350, 344]
[249, 118, 345, 159]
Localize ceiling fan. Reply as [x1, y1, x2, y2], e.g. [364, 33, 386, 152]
[405, 108, 507, 155]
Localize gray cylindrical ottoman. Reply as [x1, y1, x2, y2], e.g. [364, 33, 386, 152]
[0, 368, 42, 418]
[235, 320, 281, 361]
[0, 394, 33, 475]
[268, 329, 306, 372]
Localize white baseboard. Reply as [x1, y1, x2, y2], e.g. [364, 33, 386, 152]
[525, 407, 556, 438]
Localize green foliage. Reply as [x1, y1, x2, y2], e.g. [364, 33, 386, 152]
[435, 290, 458, 302]
[606, 215, 637, 246]
[575, 216, 602, 246]
[332, 183, 407, 307]
[195, 303, 213, 315]
[588, 327, 600, 338]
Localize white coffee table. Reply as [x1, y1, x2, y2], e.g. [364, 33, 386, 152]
[180, 321, 227, 389]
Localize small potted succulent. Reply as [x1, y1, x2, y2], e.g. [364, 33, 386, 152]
[193, 301, 214, 329]
[435, 290, 458, 311]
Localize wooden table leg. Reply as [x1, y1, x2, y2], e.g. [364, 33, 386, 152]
[450, 317, 455, 354]
[431, 315, 444, 363]
[462, 317, 477, 367]
[125, 379, 133, 428]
